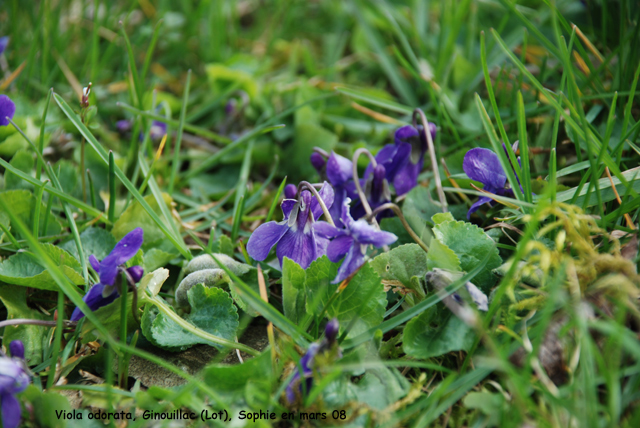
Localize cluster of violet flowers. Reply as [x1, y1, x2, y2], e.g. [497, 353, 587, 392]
[1, 340, 30, 428]
[247, 122, 436, 283]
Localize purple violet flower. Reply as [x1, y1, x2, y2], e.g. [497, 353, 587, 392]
[370, 123, 436, 196]
[324, 151, 358, 224]
[149, 120, 167, 140]
[0, 341, 30, 428]
[247, 182, 334, 269]
[315, 198, 397, 283]
[463, 143, 522, 219]
[0, 37, 9, 56]
[0, 95, 16, 127]
[116, 119, 132, 133]
[71, 228, 144, 321]
[350, 163, 393, 221]
[286, 319, 341, 403]
[285, 343, 319, 403]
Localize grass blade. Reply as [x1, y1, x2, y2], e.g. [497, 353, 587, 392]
[54, 93, 191, 260]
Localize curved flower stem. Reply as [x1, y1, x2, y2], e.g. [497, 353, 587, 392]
[367, 202, 429, 254]
[351, 148, 377, 217]
[351, 148, 383, 234]
[0, 319, 77, 329]
[143, 292, 260, 356]
[413, 108, 448, 213]
[297, 181, 336, 227]
[312, 147, 330, 158]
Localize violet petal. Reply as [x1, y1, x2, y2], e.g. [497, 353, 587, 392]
[276, 228, 317, 269]
[88, 255, 100, 272]
[466, 196, 495, 219]
[313, 221, 342, 239]
[326, 234, 353, 263]
[0, 95, 16, 127]
[1, 392, 22, 428]
[99, 228, 144, 286]
[70, 283, 119, 321]
[246, 221, 288, 261]
[325, 152, 353, 187]
[350, 219, 397, 247]
[463, 148, 507, 190]
[332, 244, 365, 284]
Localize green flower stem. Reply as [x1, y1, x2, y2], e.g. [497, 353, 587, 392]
[86, 169, 97, 208]
[46, 291, 65, 389]
[351, 148, 378, 218]
[0, 221, 20, 249]
[368, 202, 429, 254]
[413, 108, 448, 212]
[108, 151, 116, 223]
[0, 319, 76, 329]
[118, 271, 128, 389]
[142, 292, 260, 356]
[36, 89, 53, 181]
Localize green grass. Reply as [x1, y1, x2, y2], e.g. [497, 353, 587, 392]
[1, 0, 640, 427]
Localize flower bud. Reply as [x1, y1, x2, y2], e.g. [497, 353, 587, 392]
[284, 184, 297, 199]
[324, 318, 339, 344]
[310, 152, 326, 173]
[9, 340, 24, 359]
[127, 265, 144, 283]
[225, 99, 237, 116]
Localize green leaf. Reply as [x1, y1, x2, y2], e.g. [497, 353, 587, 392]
[340, 368, 409, 410]
[182, 253, 262, 315]
[138, 267, 170, 297]
[81, 269, 170, 342]
[432, 218, 501, 292]
[5, 150, 35, 191]
[370, 244, 428, 288]
[20, 385, 72, 428]
[289, 123, 337, 180]
[142, 284, 239, 352]
[143, 248, 176, 272]
[60, 227, 117, 263]
[112, 193, 176, 250]
[432, 212, 455, 225]
[282, 257, 307, 324]
[305, 256, 339, 316]
[370, 244, 427, 304]
[209, 234, 235, 258]
[80, 290, 141, 343]
[0, 189, 62, 237]
[203, 351, 272, 395]
[403, 307, 476, 359]
[402, 186, 440, 241]
[379, 217, 413, 248]
[0, 244, 84, 290]
[0, 285, 46, 365]
[54, 160, 81, 197]
[426, 238, 461, 272]
[312, 260, 387, 339]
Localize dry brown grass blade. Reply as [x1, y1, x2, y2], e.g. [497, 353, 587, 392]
[350, 101, 403, 124]
[0, 60, 26, 91]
